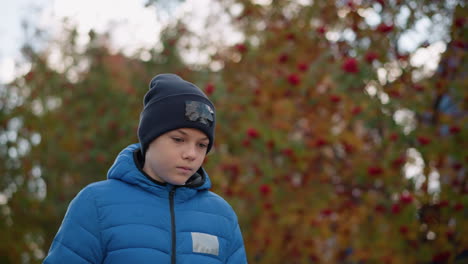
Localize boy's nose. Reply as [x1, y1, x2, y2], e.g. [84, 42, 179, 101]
[182, 145, 197, 160]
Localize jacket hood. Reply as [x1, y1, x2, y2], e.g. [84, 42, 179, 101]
[107, 143, 212, 201]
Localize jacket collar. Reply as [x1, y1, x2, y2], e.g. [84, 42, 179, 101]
[107, 143, 212, 201]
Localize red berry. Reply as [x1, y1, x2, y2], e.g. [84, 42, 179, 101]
[351, 106, 362, 115]
[449, 125, 461, 134]
[417, 136, 431, 145]
[365, 51, 378, 63]
[399, 225, 409, 234]
[342, 58, 359, 73]
[287, 74, 301, 85]
[315, 138, 328, 147]
[389, 133, 399, 141]
[235, 43, 247, 53]
[454, 203, 464, 211]
[297, 63, 309, 72]
[400, 193, 413, 204]
[330, 94, 342, 103]
[391, 204, 401, 214]
[205, 83, 215, 95]
[413, 84, 424, 92]
[392, 156, 406, 168]
[317, 26, 326, 34]
[377, 23, 394, 33]
[368, 166, 384, 176]
[247, 128, 260, 138]
[282, 148, 294, 157]
[259, 184, 272, 196]
[375, 204, 386, 213]
[455, 17, 465, 28]
[286, 32, 295, 41]
[321, 208, 333, 216]
[278, 53, 289, 64]
[438, 200, 449, 208]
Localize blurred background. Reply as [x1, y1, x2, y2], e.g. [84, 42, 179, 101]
[0, 0, 467, 263]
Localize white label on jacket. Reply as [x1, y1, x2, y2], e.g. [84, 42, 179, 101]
[191, 232, 219, 256]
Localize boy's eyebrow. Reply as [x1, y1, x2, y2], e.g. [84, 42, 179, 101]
[175, 129, 209, 141]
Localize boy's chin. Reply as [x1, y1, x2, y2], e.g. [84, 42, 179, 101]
[166, 177, 190, 186]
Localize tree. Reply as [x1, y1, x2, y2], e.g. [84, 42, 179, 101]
[203, 1, 467, 263]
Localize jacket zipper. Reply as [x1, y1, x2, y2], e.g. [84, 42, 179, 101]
[169, 187, 176, 264]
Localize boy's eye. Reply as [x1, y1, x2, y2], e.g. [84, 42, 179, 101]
[172, 137, 184, 142]
[198, 143, 208, 149]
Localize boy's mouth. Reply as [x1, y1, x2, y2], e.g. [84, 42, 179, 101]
[177, 166, 192, 172]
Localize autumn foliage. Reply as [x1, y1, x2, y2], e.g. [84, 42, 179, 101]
[0, 1, 467, 263]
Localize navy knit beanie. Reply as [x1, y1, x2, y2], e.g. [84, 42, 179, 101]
[138, 74, 215, 155]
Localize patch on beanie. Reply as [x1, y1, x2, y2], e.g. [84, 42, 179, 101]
[185, 101, 214, 126]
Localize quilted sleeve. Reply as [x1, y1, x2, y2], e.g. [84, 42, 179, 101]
[43, 186, 104, 264]
[226, 218, 248, 264]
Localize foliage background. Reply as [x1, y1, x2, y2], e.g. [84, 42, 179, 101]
[0, 0, 467, 263]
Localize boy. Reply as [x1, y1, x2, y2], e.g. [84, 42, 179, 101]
[43, 74, 247, 263]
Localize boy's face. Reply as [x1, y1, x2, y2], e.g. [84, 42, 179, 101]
[143, 128, 209, 185]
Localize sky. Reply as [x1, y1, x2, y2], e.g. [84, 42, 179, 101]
[0, 0, 44, 83]
[0, 0, 246, 83]
[0, 0, 162, 83]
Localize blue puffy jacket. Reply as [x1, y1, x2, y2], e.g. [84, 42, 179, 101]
[44, 144, 247, 264]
